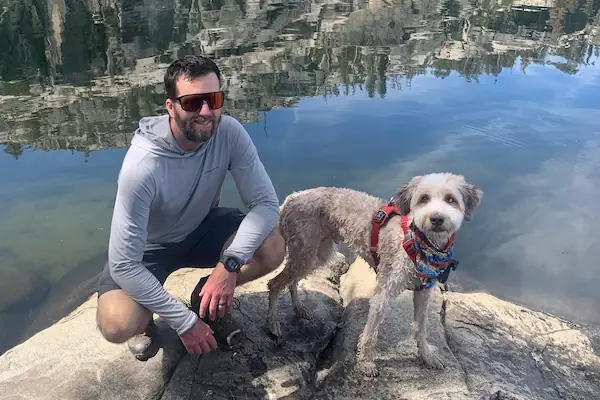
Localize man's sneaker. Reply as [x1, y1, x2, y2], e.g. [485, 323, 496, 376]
[127, 318, 160, 361]
[190, 275, 244, 350]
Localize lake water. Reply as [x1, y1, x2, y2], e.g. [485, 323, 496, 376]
[0, 0, 599, 355]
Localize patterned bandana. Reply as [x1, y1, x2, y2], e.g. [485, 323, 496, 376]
[402, 214, 458, 289]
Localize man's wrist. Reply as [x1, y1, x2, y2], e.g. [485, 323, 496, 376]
[219, 254, 244, 273]
[177, 308, 200, 337]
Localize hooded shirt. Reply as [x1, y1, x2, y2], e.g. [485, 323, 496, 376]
[107, 114, 280, 336]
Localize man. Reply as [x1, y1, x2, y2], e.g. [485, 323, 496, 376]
[95, 55, 285, 361]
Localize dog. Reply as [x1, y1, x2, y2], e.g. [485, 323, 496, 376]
[265, 172, 483, 377]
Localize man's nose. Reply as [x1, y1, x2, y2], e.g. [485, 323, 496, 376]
[199, 101, 212, 116]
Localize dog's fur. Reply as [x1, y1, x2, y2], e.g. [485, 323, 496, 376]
[266, 172, 483, 377]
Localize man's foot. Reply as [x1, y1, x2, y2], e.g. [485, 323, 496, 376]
[127, 319, 160, 361]
[190, 275, 244, 350]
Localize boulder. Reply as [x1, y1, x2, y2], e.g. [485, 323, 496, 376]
[0, 256, 598, 400]
[0, 263, 343, 400]
[0, 279, 187, 400]
[315, 259, 600, 400]
[160, 264, 342, 400]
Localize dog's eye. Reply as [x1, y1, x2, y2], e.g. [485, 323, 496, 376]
[418, 194, 430, 203]
[445, 195, 456, 204]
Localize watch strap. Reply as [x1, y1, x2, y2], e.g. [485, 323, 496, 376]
[220, 254, 244, 273]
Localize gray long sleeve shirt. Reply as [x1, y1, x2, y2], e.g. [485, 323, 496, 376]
[107, 114, 280, 336]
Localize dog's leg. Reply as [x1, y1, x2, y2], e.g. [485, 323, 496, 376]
[356, 286, 389, 377]
[266, 260, 295, 338]
[325, 242, 351, 285]
[289, 238, 333, 320]
[289, 279, 314, 320]
[355, 271, 402, 377]
[413, 287, 444, 369]
[267, 237, 318, 337]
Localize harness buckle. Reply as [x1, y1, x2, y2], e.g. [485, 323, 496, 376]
[372, 209, 388, 224]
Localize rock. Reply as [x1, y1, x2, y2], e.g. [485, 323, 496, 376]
[0, 272, 187, 400]
[160, 265, 342, 399]
[0, 256, 598, 400]
[0, 264, 342, 400]
[316, 258, 472, 400]
[0, 308, 185, 400]
[444, 291, 600, 400]
[315, 259, 600, 400]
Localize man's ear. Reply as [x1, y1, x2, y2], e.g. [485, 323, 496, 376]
[165, 98, 175, 118]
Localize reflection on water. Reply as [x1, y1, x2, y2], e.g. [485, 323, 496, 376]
[0, 0, 599, 354]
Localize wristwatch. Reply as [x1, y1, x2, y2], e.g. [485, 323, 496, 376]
[220, 254, 244, 273]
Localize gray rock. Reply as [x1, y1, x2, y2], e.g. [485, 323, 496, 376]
[0, 297, 186, 400]
[444, 291, 600, 400]
[1, 258, 598, 400]
[161, 266, 343, 399]
[315, 259, 600, 400]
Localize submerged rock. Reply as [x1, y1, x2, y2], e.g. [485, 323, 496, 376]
[0, 269, 51, 313]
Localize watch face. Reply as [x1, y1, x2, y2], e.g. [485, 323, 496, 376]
[225, 257, 241, 272]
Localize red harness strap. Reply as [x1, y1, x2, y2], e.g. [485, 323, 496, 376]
[370, 204, 401, 270]
[400, 214, 417, 265]
[370, 205, 418, 272]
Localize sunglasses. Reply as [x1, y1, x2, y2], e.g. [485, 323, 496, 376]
[175, 91, 225, 112]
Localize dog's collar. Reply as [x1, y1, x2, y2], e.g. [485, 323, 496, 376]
[370, 204, 459, 288]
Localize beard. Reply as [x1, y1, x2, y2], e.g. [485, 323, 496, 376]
[174, 112, 221, 144]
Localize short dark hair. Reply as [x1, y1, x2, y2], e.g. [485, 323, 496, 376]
[164, 55, 222, 100]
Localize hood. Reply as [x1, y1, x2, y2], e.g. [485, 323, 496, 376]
[131, 114, 201, 158]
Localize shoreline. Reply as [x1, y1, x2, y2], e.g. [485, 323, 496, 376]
[2, 256, 599, 357]
[1, 257, 599, 400]
[0, 253, 105, 355]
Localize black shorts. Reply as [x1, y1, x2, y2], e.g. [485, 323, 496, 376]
[96, 207, 246, 297]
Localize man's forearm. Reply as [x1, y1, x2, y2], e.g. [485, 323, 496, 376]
[109, 261, 198, 335]
[108, 164, 198, 336]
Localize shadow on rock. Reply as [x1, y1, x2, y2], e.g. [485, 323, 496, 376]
[162, 276, 343, 400]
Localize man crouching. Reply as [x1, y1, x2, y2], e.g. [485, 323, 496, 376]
[95, 55, 284, 360]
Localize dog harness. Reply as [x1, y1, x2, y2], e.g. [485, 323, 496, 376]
[370, 203, 459, 289]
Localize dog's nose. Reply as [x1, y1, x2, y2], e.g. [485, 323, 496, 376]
[430, 215, 445, 226]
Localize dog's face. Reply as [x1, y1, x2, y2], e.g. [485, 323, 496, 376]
[392, 173, 483, 242]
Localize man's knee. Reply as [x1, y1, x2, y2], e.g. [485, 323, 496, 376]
[97, 320, 130, 343]
[254, 228, 286, 271]
[96, 291, 150, 343]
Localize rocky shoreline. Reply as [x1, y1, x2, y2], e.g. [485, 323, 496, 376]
[1, 254, 599, 400]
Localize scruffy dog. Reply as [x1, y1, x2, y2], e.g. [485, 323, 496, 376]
[266, 172, 483, 377]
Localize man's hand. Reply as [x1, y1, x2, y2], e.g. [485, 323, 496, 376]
[198, 262, 237, 320]
[179, 319, 218, 355]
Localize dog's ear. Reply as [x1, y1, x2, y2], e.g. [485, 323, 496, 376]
[459, 182, 483, 221]
[391, 176, 421, 214]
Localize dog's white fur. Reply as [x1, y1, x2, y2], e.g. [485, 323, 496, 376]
[266, 172, 483, 377]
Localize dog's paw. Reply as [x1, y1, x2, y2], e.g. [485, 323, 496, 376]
[356, 361, 379, 377]
[267, 317, 282, 338]
[293, 302, 314, 320]
[419, 347, 445, 370]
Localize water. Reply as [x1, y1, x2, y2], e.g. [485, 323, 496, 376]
[1, 0, 599, 355]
